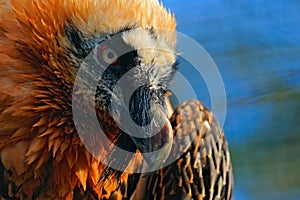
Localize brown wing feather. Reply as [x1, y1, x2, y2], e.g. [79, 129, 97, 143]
[138, 100, 234, 200]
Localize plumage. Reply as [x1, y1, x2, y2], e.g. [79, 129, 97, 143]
[140, 100, 233, 199]
[0, 0, 233, 199]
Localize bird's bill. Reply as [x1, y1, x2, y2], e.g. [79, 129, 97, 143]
[130, 113, 173, 170]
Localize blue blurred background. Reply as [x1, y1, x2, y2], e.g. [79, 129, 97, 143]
[162, 0, 300, 199]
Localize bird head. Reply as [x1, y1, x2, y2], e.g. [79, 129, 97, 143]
[70, 26, 177, 171]
[58, 1, 178, 171]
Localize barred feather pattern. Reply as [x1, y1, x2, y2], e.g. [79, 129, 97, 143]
[134, 100, 234, 200]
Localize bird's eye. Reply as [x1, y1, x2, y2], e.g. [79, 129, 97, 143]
[100, 45, 119, 65]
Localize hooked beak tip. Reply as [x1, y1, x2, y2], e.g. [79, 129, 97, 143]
[134, 118, 173, 170]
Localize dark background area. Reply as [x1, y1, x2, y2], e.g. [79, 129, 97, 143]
[162, 0, 300, 199]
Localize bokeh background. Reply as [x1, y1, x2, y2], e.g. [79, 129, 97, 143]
[162, 0, 300, 199]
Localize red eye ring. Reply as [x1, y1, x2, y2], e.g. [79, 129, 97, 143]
[99, 45, 119, 65]
[100, 45, 108, 56]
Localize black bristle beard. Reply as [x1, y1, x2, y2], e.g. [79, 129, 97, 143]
[99, 131, 137, 185]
